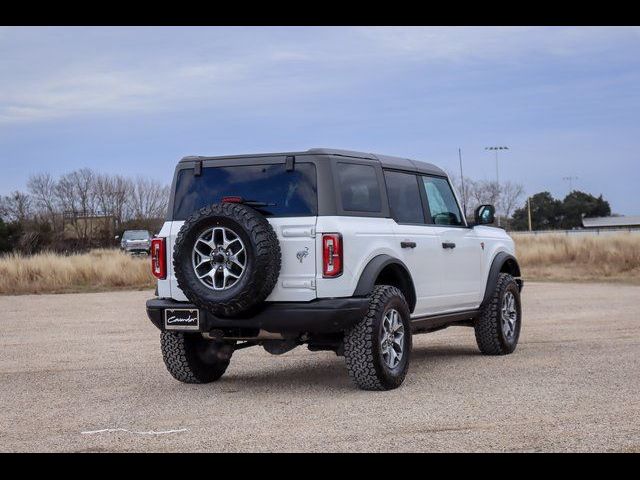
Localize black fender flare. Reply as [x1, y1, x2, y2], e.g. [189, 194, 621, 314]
[481, 252, 522, 307]
[353, 254, 417, 312]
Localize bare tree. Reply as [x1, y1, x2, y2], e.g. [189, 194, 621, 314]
[2, 166, 172, 252]
[94, 174, 128, 225]
[72, 168, 97, 217]
[27, 173, 60, 231]
[469, 180, 500, 208]
[54, 169, 98, 242]
[55, 173, 78, 216]
[465, 179, 524, 226]
[0, 191, 32, 222]
[498, 181, 525, 220]
[112, 175, 133, 227]
[128, 176, 170, 220]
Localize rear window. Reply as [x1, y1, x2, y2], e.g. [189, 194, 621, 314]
[123, 230, 150, 240]
[172, 163, 317, 220]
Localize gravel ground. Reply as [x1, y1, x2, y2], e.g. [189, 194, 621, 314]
[1, 282, 638, 452]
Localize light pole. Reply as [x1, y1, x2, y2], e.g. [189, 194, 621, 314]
[562, 176, 578, 192]
[485, 146, 509, 226]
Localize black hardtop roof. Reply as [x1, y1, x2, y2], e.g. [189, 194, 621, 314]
[180, 148, 446, 177]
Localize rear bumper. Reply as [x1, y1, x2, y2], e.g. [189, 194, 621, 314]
[146, 297, 369, 334]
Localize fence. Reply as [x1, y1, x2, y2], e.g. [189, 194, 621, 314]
[509, 227, 640, 237]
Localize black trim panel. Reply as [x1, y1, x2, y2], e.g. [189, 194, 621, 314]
[481, 252, 523, 307]
[353, 254, 417, 312]
[411, 309, 479, 333]
[146, 297, 369, 334]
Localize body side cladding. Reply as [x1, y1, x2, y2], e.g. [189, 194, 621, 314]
[481, 252, 523, 308]
[353, 254, 417, 313]
[411, 309, 479, 333]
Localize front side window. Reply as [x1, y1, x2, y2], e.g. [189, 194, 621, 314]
[422, 176, 464, 226]
[336, 163, 382, 212]
[384, 170, 424, 224]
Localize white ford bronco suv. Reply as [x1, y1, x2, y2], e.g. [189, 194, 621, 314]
[146, 148, 523, 390]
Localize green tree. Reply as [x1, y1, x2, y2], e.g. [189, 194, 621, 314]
[560, 191, 611, 229]
[0, 217, 10, 252]
[511, 192, 563, 231]
[0, 217, 23, 253]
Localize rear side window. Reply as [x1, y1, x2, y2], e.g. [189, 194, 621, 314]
[384, 170, 424, 224]
[172, 163, 317, 220]
[422, 176, 464, 226]
[336, 163, 381, 212]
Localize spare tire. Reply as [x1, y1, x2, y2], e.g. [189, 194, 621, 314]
[173, 202, 281, 317]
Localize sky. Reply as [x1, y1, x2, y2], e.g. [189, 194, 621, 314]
[1, 26, 639, 214]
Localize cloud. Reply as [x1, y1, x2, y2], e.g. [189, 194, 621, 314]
[351, 26, 640, 65]
[0, 58, 277, 124]
[0, 28, 339, 124]
[1, 26, 638, 125]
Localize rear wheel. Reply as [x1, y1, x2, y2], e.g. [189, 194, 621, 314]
[474, 273, 522, 355]
[160, 331, 233, 383]
[343, 285, 412, 390]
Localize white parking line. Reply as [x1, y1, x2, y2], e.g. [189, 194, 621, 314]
[81, 428, 188, 435]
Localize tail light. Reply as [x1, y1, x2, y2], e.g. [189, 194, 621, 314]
[322, 233, 343, 277]
[151, 238, 166, 280]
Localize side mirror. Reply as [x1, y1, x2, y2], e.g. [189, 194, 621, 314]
[474, 204, 495, 225]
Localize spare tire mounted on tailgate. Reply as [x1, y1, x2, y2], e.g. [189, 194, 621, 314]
[173, 202, 281, 317]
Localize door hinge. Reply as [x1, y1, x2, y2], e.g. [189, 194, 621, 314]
[282, 278, 316, 290]
[282, 226, 315, 238]
[193, 159, 202, 176]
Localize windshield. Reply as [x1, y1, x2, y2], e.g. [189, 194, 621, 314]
[172, 163, 317, 220]
[123, 230, 150, 240]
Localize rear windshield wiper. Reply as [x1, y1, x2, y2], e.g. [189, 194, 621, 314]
[222, 196, 276, 208]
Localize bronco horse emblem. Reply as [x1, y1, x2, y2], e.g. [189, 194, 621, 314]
[296, 247, 309, 263]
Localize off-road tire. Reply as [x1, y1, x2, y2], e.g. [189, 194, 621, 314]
[474, 273, 522, 355]
[160, 331, 233, 383]
[343, 285, 412, 391]
[173, 203, 281, 317]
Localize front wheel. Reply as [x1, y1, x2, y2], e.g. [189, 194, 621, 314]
[474, 273, 522, 355]
[343, 285, 412, 390]
[160, 331, 233, 383]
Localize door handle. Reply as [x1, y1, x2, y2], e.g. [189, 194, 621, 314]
[401, 241, 416, 249]
[442, 242, 456, 249]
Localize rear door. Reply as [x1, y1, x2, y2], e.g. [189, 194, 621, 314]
[383, 169, 442, 316]
[167, 158, 318, 302]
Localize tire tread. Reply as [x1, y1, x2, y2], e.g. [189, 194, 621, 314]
[474, 273, 519, 355]
[160, 331, 229, 384]
[344, 285, 410, 391]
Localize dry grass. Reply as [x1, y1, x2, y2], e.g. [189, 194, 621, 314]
[514, 233, 640, 283]
[1, 235, 639, 295]
[0, 249, 155, 295]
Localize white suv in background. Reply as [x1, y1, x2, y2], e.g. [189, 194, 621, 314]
[146, 148, 523, 390]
